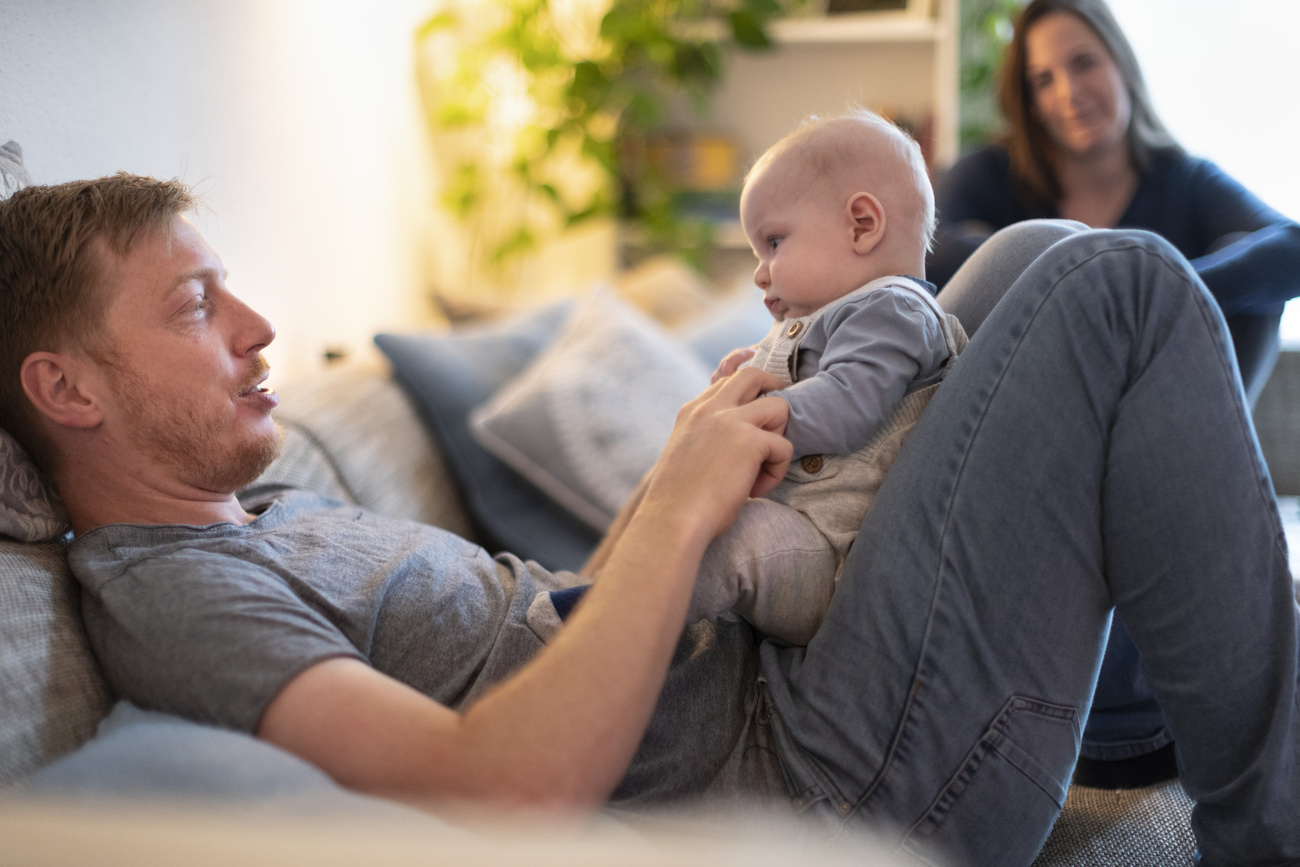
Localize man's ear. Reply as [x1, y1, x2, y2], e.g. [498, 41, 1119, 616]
[20, 352, 105, 430]
[847, 192, 886, 254]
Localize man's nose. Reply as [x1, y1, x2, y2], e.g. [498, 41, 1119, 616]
[234, 296, 275, 355]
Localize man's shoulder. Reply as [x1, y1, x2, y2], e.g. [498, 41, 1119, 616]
[66, 487, 342, 588]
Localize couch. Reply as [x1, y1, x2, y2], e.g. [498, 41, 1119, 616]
[1, 345, 1204, 865]
[0, 134, 1249, 865]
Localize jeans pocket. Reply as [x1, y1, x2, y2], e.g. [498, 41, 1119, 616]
[901, 696, 1080, 867]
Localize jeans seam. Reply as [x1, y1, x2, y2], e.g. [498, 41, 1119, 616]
[1178, 255, 1292, 563]
[901, 695, 1079, 844]
[857, 240, 1082, 812]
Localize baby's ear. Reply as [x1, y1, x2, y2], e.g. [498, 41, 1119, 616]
[847, 192, 885, 254]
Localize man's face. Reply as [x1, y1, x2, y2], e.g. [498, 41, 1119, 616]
[89, 216, 282, 493]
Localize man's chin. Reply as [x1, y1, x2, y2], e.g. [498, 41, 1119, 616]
[197, 423, 286, 495]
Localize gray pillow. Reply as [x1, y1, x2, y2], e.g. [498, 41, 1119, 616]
[23, 701, 418, 819]
[375, 292, 773, 571]
[375, 301, 603, 573]
[0, 538, 112, 784]
[676, 287, 773, 372]
[0, 428, 71, 543]
[470, 291, 710, 532]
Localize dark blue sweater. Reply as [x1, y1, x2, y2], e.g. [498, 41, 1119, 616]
[928, 144, 1300, 317]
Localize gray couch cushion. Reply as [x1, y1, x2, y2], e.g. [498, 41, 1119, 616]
[0, 429, 70, 543]
[0, 539, 112, 784]
[25, 702, 339, 798]
[269, 365, 474, 539]
[254, 422, 356, 507]
[22, 701, 415, 814]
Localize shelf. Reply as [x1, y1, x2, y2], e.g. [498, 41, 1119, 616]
[770, 12, 942, 44]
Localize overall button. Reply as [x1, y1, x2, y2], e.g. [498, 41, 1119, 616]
[800, 454, 823, 473]
[786, 320, 804, 338]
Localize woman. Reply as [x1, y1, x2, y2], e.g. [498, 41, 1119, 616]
[930, 0, 1300, 406]
[930, 0, 1300, 792]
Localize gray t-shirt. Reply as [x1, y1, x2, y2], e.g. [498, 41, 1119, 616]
[68, 486, 781, 805]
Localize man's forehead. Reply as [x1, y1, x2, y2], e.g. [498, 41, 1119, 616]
[95, 217, 224, 305]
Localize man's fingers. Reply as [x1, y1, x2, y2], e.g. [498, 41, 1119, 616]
[731, 392, 788, 437]
[712, 366, 787, 405]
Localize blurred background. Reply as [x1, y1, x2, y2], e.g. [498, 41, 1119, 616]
[1, 0, 1297, 380]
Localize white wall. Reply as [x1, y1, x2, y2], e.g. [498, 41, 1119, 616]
[3, 0, 1297, 365]
[1109, 0, 1300, 346]
[0, 0, 445, 381]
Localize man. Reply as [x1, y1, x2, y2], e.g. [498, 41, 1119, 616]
[1, 175, 1296, 867]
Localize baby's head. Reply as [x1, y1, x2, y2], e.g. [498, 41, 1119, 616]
[739, 107, 934, 320]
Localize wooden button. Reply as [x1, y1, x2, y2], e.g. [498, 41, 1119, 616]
[786, 320, 803, 338]
[800, 454, 823, 473]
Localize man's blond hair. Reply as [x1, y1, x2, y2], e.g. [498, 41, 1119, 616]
[0, 174, 195, 472]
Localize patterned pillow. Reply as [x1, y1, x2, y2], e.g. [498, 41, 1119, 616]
[0, 429, 71, 543]
[470, 291, 710, 532]
[0, 139, 33, 200]
[376, 301, 604, 573]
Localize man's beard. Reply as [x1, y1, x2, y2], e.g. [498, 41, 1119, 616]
[107, 358, 284, 494]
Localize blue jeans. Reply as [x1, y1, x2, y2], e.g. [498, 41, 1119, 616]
[758, 225, 1299, 866]
[934, 219, 1174, 764]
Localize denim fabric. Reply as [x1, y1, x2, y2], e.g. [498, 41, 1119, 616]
[759, 225, 1299, 866]
[936, 219, 1177, 762]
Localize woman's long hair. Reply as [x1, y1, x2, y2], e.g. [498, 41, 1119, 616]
[997, 0, 1182, 208]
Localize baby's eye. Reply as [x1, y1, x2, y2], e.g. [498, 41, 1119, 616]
[767, 236, 782, 250]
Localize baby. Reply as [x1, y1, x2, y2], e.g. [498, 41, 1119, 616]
[689, 107, 968, 644]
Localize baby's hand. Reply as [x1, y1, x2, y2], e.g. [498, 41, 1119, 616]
[711, 347, 757, 384]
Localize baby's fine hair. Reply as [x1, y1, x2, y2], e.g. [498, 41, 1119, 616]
[751, 105, 936, 251]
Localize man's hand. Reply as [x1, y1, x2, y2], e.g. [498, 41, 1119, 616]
[710, 346, 757, 384]
[582, 367, 790, 578]
[641, 367, 791, 544]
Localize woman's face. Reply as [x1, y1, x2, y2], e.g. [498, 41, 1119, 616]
[1024, 11, 1132, 162]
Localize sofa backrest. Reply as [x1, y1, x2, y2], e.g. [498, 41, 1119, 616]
[0, 539, 112, 784]
[264, 364, 475, 539]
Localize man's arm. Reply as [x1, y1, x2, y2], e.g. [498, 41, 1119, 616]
[258, 368, 791, 811]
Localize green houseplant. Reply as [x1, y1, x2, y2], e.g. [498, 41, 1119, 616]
[958, 0, 1027, 149]
[416, 0, 789, 289]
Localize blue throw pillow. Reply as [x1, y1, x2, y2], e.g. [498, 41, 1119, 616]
[375, 301, 602, 573]
[676, 289, 773, 372]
